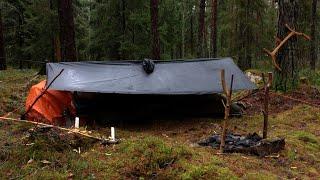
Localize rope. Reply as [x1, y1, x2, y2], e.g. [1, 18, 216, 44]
[270, 92, 320, 108]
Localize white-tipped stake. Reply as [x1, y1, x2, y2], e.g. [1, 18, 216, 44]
[111, 127, 115, 141]
[75, 117, 80, 129]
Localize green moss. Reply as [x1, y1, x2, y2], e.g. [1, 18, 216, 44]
[291, 131, 320, 152]
[243, 172, 278, 180]
[181, 157, 237, 180]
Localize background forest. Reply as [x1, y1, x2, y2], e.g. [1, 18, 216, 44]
[0, 0, 318, 71]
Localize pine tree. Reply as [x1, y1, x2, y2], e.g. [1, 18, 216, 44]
[58, 0, 77, 61]
[0, 9, 6, 70]
[197, 0, 206, 57]
[210, 0, 218, 58]
[275, 0, 299, 91]
[310, 0, 318, 70]
[150, 0, 160, 60]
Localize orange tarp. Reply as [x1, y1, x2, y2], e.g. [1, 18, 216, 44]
[25, 80, 75, 125]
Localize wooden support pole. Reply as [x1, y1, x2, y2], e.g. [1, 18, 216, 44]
[262, 72, 273, 139]
[21, 69, 64, 119]
[220, 69, 234, 153]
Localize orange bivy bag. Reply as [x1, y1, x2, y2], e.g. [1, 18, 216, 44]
[25, 80, 75, 125]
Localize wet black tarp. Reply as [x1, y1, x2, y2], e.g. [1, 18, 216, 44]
[46, 58, 256, 94]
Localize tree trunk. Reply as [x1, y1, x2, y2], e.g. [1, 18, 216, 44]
[181, 0, 186, 58]
[238, 0, 252, 71]
[210, 0, 218, 58]
[197, 0, 206, 57]
[275, 0, 299, 91]
[310, 0, 318, 70]
[190, 11, 194, 56]
[49, 0, 55, 62]
[150, 0, 160, 60]
[0, 9, 6, 70]
[58, 0, 77, 62]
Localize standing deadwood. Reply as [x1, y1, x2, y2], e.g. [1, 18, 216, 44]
[197, 0, 206, 57]
[0, 9, 6, 70]
[220, 69, 234, 153]
[262, 72, 273, 139]
[310, 0, 318, 70]
[150, 0, 160, 60]
[58, 0, 77, 62]
[274, 0, 299, 91]
[210, 0, 218, 58]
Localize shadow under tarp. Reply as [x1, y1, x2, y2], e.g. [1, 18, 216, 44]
[73, 92, 242, 124]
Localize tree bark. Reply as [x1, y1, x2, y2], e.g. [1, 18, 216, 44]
[210, 0, 218, 58]
[49, 0, 55, 62]
[150, 0, 160, 60]
[275, 0, 299, 91]
[190, 11, 194, 56]
[310, 0, 318, 70]
[0, 9, 6, 70]
[197, 0, 206, 57]
[238, 0, 252, 71]
[181, 0, 186, 58]
[58, 0, 77, 62]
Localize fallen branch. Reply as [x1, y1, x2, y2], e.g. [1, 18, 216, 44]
[22, 69, 64, 119]
[0, 116, 103, 141]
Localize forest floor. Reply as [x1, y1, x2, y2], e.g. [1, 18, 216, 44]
[0, 68, 319, 179]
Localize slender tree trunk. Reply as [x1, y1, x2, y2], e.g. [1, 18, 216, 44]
[275, 0, 299, 91]
[238, 0, 253, 70]
[190, 11, 194, 56]
[197, 0, 206, 57]
[150, 0, 160, 60]
[181, 0, 186, 58]
[18, 8, 24, 63]
[310, 0, 318, 70]
[210, 0, 218, 58]
[0, 9, 6, 70]
[58, 0, 77, 62]
[49, 0, 55, 62]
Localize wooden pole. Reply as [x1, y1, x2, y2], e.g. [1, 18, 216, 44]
[22, 69, 64, 119]
[262, 72, 273, 139]
[220, 69, 234, 153]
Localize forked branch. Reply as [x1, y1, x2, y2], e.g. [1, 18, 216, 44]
[264, 24, 311, 71]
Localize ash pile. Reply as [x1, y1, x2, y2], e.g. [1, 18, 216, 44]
[198, 133, 285, 156]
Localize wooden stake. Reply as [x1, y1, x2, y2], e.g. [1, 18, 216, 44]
[220, 69, 234, 153]
[262, 72, 273, 139]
